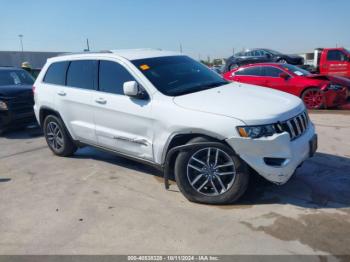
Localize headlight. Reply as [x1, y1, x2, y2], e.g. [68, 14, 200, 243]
[237, 124, 277, 139]
[0, 100, 8, 111]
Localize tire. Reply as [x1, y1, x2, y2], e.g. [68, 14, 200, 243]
[43, 115, 77, 156]
[278, 58, 287, 64]
[301, 88, 325, 109]
[174, 137, 249, 204]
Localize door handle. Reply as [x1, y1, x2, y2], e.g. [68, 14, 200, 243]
[95, 98, 107, 104]
[57, 91, 66, 96]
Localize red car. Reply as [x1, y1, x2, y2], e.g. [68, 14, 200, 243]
[223, 63, 349, 109]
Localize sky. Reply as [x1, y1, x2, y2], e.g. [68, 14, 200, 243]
[0, 0, 349, 59]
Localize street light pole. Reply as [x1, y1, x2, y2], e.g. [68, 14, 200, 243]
[18, 34, 24, 52]
[18, 34, 24, 65]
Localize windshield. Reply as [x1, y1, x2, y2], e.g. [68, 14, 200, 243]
[132, 56, 228, 96]
[281, 64, 311, 76]
[0, 69, 34, 86]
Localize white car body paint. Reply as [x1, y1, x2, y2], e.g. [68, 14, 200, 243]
[34, 49, 316, 185]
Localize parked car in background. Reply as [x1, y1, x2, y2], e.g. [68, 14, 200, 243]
[310, 48, 350, 78]
[223, 63, 348, 109]
[34, 49, 317, 204]
[222, 54, 270, 73]
[236, 48, 305, 65]
[222, 48, 304, 74]
[0, 67, 36, 134]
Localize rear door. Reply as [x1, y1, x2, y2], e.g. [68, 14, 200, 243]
[92, 60, 154, 161]
[54, 60, 97, 143]
[322, 50, 349, 77]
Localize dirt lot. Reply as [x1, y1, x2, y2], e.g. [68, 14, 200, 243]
[0, 111, 349, 255]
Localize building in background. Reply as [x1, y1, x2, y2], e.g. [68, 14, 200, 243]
[0, 51, 62, 68]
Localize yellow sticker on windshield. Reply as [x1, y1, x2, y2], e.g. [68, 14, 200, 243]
[140, 64, 150, 70]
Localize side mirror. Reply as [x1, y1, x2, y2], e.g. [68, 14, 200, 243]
[279, 72, 290, 80]
[123, 81, 148, 99]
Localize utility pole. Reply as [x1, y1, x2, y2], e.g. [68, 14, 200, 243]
[18, 34, 24, 64]
[85, 38, 90, 52]
[18, 34, 24, 52]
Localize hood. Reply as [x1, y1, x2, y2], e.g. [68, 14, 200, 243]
[173, 83, 305, 125]
[306, 74, 350, 86]
[0, 85, 33, 98]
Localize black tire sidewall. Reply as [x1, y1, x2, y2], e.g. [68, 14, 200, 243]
[174, 137, 249, 205]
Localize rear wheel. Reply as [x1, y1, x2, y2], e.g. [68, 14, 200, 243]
[43, 115, 77, 156]
[174, 137, 249, 204]
[278, 58, 287, 64]
[301, 88, 325, 109]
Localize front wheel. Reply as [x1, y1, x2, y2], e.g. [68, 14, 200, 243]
[174, 137, 249, 204]
[301, 88, 325, 109]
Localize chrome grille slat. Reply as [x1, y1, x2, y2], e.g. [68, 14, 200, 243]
[294, 118, 301, 136]
[287, 121, 296, 138]
[299, 115, 306, 132]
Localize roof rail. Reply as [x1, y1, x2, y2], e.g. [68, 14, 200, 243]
[56, 50, 113, 57]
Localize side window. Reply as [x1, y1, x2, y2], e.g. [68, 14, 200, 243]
[234, 67, 263, 76]
[43, 61, 69, 85]
[99, 61, 135, 95]
[66, 60, 96, 90]
[263, 67, 283, 77]
[327, 50, 347, 61]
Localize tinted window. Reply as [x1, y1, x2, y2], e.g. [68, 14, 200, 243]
[132, 56, 227, 96]
[263, 67, 283, 77]
[66, 60, 96, 90]
[44, 61, 69, 85]
[327, 50, 347, 61]
[235, 66, 263, 76]
[99, 61, 135, 95]
[0, 69, 34, 86]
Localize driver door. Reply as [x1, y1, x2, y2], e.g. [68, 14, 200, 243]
[92, 60, 154, 161]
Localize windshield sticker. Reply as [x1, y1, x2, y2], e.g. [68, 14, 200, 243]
[140, 64, 150, 71]
[294, 71, 303, 76]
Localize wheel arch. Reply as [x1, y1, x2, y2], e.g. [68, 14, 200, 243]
[39, 106, 62, 126]
[161, 133, 234, 182]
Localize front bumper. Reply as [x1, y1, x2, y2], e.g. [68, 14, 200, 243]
[0, 110, 36, 132]
[226, 123, 316, 184]
[324, 88, 348, 107]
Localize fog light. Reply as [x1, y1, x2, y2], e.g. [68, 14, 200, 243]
[264, 157, 287, 167]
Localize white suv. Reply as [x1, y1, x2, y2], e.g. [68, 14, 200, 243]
[34, 49, 317, 204]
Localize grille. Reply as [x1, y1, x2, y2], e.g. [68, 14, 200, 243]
[279, 111, 309, 140]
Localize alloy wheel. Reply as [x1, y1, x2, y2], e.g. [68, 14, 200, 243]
[46, 121, 64, 151]
[302, 89, 324, 109]
[186, 147, 236, 196]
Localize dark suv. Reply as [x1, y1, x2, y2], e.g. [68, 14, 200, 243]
[0, 67, 36, 134]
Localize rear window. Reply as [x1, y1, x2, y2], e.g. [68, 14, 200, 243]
[43, 61, 69, 85]
[66, 60, 96, 90]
